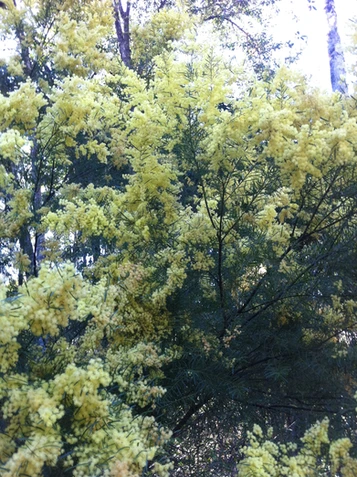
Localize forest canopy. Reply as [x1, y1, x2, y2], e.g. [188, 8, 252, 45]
[1, 1, 357, 476]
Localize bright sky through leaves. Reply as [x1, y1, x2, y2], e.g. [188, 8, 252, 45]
[274, 0, 356, 91]
[0, 0, 355, 92]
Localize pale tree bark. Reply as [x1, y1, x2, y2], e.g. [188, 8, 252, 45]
[112, 0, 132, 68]
[324, 0, 347, 94]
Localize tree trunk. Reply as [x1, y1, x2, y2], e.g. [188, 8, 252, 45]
[11, 7, 44, 279]
[324, 0, 347, 94]
[18, 228, 34, 285]
[31, 139, 45, 277]
[112, 0, 132, 68]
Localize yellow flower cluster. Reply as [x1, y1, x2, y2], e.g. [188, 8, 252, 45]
[0, 261, 172, 476]
[41, 75, 121, 163]
[132, 8, 191, 71]
[0, 129, 27, 161]
[6, 189, 33, 237]
[2, 433, 62, 477]
[0, 81, 46, 131]
[107, 343, 168, 409]
[20, 262, 89, 336]
[107, 460, 139, 477]
[239, 416, 357, 477]
[46, 198, 113, 239]
[6, 54, 24, 77]
[53, 1, 113, 75]
[0, 358, 169, 477]
[0, 289, 26, 372]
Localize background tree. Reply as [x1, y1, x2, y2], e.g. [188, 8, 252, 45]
[325, 0, 348, 92]
[111, 0, 301, 79]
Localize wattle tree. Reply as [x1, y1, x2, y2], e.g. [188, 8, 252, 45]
[1, 1, 357, 476]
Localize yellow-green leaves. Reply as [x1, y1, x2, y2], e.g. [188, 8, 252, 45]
[239, 417, 357, 477]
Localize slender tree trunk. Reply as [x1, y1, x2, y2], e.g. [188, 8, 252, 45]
[18, 228, 34, 285]
[112, 0, 132, 68]
[31, 139, 45, 276]
[324, 0, 347, 94]
[13, 21, 36, 283]
[17, 141, 44, 283]
[10, 2, 44, 279]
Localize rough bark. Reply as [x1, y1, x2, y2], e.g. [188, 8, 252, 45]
[324, 0, 347, 94]
[112, 0, 132, 68]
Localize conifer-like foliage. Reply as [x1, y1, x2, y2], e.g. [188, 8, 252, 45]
[1, 1, 357, 476]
